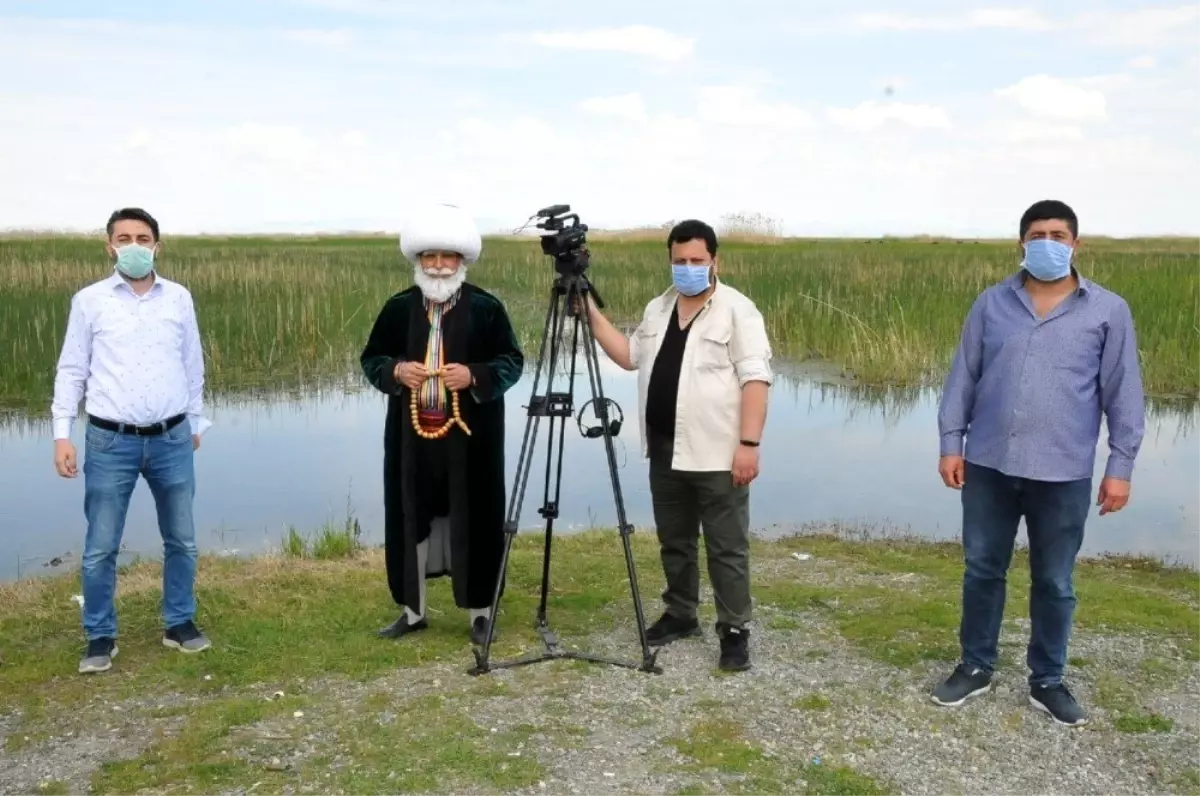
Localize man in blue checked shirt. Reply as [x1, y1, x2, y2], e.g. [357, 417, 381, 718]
[930, 199, 1145, 727]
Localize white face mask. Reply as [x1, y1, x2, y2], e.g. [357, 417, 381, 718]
[414, 263, 466, 303]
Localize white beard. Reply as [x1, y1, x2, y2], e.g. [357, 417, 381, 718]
[414, 265, 467, 304]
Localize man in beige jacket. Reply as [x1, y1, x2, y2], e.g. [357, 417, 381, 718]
[587, 219, 772, 671]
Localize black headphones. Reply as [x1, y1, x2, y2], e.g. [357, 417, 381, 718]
[577, 397, 624, 439]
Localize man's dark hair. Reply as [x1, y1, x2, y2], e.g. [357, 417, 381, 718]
[106, 207, 160, 240]
[667, 219, 718, 257]
[1019, 199, 1078, 240]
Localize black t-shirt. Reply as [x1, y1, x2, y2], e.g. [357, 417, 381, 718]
[645, 304, 694, 438]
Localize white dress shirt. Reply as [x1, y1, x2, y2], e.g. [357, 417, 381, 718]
[51, 270, 213, 440]
[628, 281, 773, 471]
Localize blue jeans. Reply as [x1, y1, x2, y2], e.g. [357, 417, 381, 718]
[81, 419, 198, 640]
[959, 461, 1091, 687]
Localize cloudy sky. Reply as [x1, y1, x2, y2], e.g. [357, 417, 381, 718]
[2, 0, 1197, 237]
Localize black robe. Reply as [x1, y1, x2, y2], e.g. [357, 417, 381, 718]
[360, 282, 524, 611]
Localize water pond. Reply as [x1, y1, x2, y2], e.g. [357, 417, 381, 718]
[2, 356, 1196, 581]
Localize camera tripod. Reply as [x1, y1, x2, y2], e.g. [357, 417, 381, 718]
[468, 266, 662, 676]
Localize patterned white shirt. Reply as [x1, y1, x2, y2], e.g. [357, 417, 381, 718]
[51, 270, 213, 440]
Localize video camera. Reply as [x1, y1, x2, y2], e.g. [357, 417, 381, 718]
[536, 204, 590, 277]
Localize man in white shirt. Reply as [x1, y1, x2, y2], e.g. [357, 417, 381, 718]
[51, 207, 213, 675]
[587, 219, 772, 671]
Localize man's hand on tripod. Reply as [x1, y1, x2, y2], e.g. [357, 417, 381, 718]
[732, 445, 760, 487]
[395, 360, 430, 391]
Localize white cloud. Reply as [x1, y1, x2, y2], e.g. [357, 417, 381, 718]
[1074, 5, 1200, 48]
[695, 86, 813, 130]
[578, 93, 649, 123]
[849, 4, 1200, 49]
[222, 123, 320, 166]
[0, 14, 1196, 238]
[995, 75, 1108, 123]
[279, 28, 354, 49]
[826, 101, 952, 132]
[528, 25, 695, 61]
[1129, 55, 1158, 70]
[997, 120, 1086, 144]
[124, 129, 153, 151]
[851, 8, 1051, 31]
[1077, 74, 1135, 91]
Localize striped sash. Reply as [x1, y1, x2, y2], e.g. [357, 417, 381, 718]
[417, 291, 459, 426]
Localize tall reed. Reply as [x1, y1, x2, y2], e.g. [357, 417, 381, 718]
[0, 234, 1195, 415]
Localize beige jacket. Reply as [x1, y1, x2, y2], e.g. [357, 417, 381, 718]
[628, 281, 774, 471]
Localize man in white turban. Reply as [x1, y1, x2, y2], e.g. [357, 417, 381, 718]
[360, 204, 524, 644]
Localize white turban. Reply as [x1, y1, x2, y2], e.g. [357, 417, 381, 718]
[399, 203, 483, 265]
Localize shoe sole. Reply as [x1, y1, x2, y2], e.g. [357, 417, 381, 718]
[646, 627, 703, 647]
[1028, 694, 1088, 727]
[79, 645, 118, 674]
[719, 661, 751, 672]
[163, 638, 211, 653]
[930, 682, 992, 707]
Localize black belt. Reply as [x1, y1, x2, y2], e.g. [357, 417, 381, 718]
[88, 413, 186, 436]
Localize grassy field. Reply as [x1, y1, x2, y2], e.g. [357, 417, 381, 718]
[0, 234, 1196, 415]
[0, 525, 1196, 794]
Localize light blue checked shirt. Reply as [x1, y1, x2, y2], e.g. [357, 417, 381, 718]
[938, 270, 1145, 482]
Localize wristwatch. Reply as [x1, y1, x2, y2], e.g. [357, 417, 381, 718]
[740, 439, 760, 447]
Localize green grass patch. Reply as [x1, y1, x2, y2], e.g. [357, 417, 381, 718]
[90, 693, 308, 794]
[759, 532, 1200, 667]
[1169, 766, 1200, 796]
[1112, 712, 1174, 734]
[308, 693, 545, 793]
[0, 529, 668, 718]
[281, 515, 364, 559]
[1, 526, 1195, 793]
[667, 717, 892, 795]
[1094, 672, 1178, 734]
[795, 693, 832, 711]
[1, 234, 1196, 413]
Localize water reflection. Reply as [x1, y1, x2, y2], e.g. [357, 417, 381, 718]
[1, 357, 1196, 582]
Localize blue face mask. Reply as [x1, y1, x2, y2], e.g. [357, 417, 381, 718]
[114, 243, 155, 279]
[672, 264, 711, 296]
[1021, 239, 1073, 282]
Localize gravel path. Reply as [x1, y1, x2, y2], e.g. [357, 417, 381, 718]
[3, 599, 1196, 795]
[3, 551, 1197, 795]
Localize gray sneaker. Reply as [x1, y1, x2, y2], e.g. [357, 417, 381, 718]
[163, 620, 211, 653]
[79, 637, 118, 674]
[931, 663, 993, 706]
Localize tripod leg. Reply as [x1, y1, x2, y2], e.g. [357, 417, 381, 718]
[472, 282, 561, 674]
[576, 288, 660, 673]
[532, 283, 578, 654]
[474, 272, 661, 676]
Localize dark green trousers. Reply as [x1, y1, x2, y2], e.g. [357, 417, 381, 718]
[648, 431, 752, 628]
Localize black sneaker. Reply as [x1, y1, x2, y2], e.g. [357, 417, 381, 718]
[79, 637, 118, 674]
[645, 612, 702, 646]
[163, 620, 212, 653]
[1029, 683, 1088, 727]
[930, 663, 993, 706]
[717, 624, 751, 671]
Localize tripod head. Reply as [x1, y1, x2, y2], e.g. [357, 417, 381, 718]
[535, 204, 605, 310]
